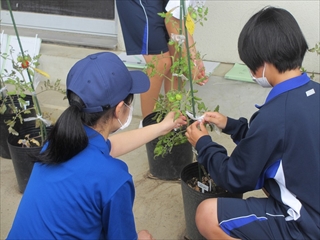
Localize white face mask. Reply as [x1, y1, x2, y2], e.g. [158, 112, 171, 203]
[117, 103, 133, 130]
[250, 64, 272, 88]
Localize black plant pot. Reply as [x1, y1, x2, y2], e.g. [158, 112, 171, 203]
[0, 95, 36, 159]
[7, 126, 50, 193]
[142, 112, 194, 180]
[181, 162, 243, 240]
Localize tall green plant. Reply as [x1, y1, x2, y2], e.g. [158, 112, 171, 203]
[5, 0, 48, 144]
[2, 0, 65, 147]
[145, 0, 217, 157]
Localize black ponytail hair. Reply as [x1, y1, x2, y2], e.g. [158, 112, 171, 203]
[35, 91, 133, 164]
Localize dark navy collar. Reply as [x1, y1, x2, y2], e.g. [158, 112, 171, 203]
[255, 73, 310, 109]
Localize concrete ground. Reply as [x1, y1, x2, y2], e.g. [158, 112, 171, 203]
[2, 43, 317, 239]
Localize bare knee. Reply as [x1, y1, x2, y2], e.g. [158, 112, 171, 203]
[195, 198, 218, 236]
[195, 198, 238, 240]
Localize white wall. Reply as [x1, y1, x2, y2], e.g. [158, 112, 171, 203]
[117, 0, 319, 73]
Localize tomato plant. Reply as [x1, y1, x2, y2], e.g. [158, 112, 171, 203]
[1, 49, 65, 138]
[144, 1, 214, 157]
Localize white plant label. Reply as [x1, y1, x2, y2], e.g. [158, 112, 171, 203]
[198, 181, 209, 193]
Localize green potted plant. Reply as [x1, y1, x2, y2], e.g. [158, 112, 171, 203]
[141, 1, 213, 180]
[1, 48, 65, 193]
[0, 49, 37, 158]
[141, 2, 241, 237]
[141, 1, 242, 238]
[2, 0, 65, 192]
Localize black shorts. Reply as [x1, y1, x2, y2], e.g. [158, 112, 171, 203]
[217, 197, 308, 239]
[116, 0, 170, 55]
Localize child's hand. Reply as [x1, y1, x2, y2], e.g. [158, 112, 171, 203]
[159, 111, 187, 135]
[138, 230, 155, 240]
[185, 121, 209, 147]
[203, 112, 227, 130]
[193, 59, 209, 85]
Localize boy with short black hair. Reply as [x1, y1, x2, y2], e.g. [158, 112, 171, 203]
[186, 6, 319, 239]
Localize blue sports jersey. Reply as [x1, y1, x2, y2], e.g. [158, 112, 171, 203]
[195, 73, 320, 238]
[7, 126, 137, 240]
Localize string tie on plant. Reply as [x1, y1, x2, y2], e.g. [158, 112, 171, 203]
[192, 147, 198, 156]
[172, 73, 189, 81]
[171, 33, 185, 45]
[24, 114, 52, 127]
[0, 86, 8, 93]
[186, 111, 221, 135]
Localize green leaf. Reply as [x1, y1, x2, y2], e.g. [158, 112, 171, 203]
[0, 104, 7, 114]
[157, 12, 167, 18]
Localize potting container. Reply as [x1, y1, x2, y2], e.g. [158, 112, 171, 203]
[181, 162, 243, 240]
[142, 112, 194, 180]
[7, 126, 50, 193]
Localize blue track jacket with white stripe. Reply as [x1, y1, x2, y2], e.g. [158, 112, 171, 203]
[195, 73, 319, 238]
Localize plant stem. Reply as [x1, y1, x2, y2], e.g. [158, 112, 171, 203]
[173, 1, 183, 111]
[181, 1, 196, 117]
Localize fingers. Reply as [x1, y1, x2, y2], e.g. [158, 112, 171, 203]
[186, 121, 197, 135]
[203, 112, 227, 130]
[198, 121, 207, 132]
[138, 230, 155, 240]
[194, 66, 208, 86]
[162, 111, 187, 133]
[169, 111, 187, 121]
[185, 120, 209, 147]
[196, 76, 209, 86]
[174, 119, 186, 129]
[204, 111, 221, 121]
[186, 120, 206, 134]
[172, 112, 187, 127]
[192, 59, 209, 86]
[175, 117, 187, 127]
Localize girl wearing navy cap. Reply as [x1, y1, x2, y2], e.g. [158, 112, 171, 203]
[7, 52, 187, 240]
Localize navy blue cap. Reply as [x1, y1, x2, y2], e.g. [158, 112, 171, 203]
[67, 52, 150, 113]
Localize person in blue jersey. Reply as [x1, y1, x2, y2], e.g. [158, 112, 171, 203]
[116, 0, 208, 118]
[185, 6, 319, 240]
[7, 52, 187, 240]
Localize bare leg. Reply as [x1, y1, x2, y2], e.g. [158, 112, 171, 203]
[196, 198, 239, 240]
[141, 52, 172, 118]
